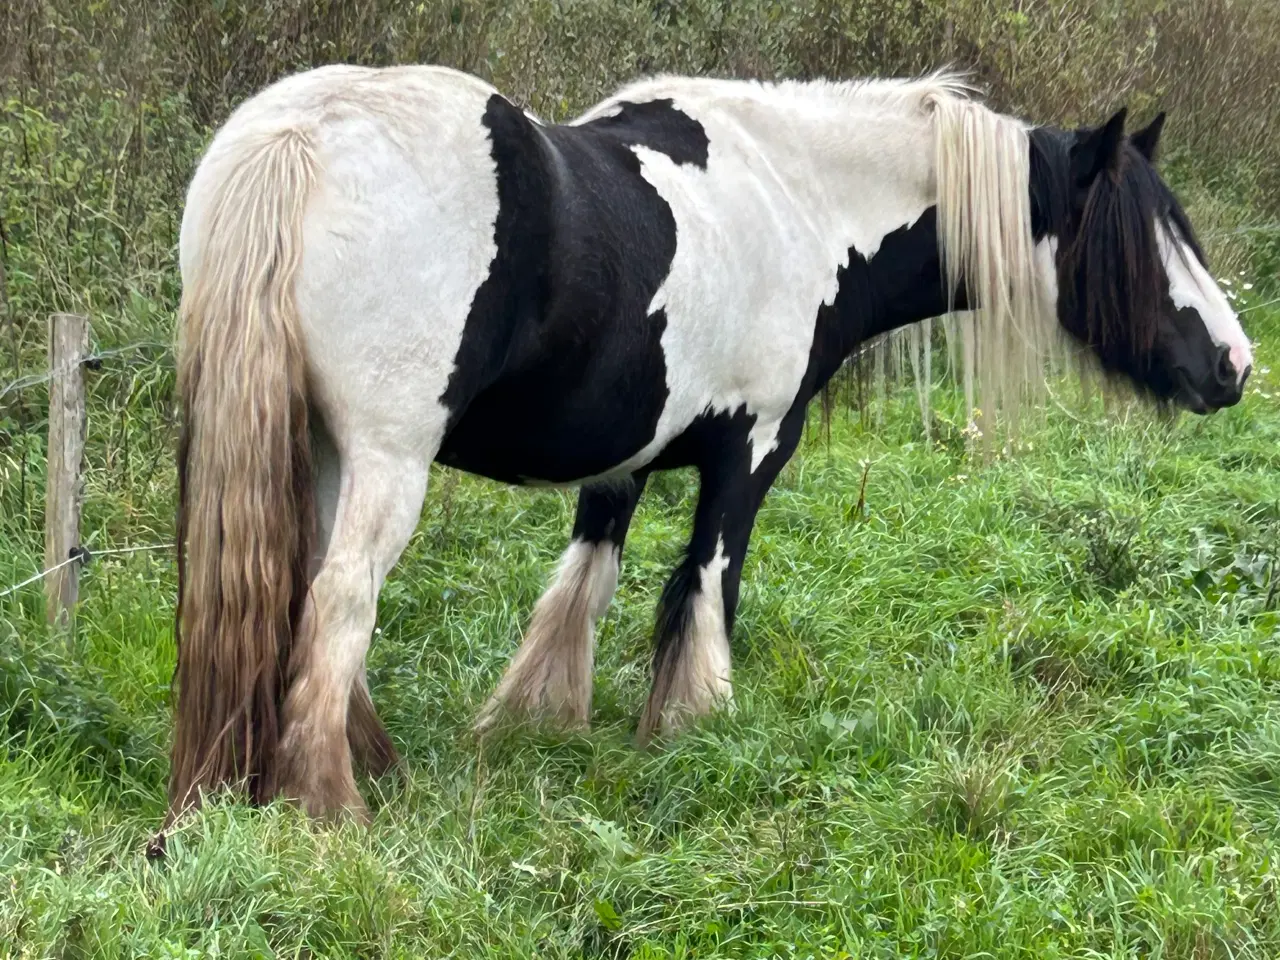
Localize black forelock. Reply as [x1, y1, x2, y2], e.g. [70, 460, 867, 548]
[1027, 127, 1072, 241]
[1029, 124, 1200, 368]
[1028, 126, 1196, 245]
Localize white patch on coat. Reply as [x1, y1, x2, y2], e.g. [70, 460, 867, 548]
[584, 540, 622, 619]
[1156, 223, 1253, 382]
[574, 80, 941, 474]
[686, 535, 733, 706]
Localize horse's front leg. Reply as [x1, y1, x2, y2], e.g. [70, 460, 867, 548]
[637, 410, 806, 745]
[475, 472, 649, 733]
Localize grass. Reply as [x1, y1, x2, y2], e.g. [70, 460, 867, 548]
[2, 301, 1279, 958]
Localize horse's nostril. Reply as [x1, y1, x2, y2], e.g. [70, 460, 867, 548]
[1215, 345, 1235, 384]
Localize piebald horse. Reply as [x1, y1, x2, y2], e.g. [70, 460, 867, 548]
[168, 65, 1251, 824]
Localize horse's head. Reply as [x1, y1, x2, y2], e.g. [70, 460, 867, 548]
[1031, 109, 1252, 412]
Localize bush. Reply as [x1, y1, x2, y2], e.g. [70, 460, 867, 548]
[2, 0, 1277, 417]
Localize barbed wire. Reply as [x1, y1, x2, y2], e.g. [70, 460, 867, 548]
[0, 542, 174, 601]
[0, 340, 171, 404]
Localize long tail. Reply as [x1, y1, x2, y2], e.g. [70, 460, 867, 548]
[167, 127, 318, 821]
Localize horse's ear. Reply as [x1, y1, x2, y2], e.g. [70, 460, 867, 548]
[1070, 107, 1127, 187]
[1129, 111, 1166, 162]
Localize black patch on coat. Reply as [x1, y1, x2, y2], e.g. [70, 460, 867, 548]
[805, 206, 966, 400]
[584, 99, 710, 168]
[436, 95, 710, 484]
[571, 473, 650, 549]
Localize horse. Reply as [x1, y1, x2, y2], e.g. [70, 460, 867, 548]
[166, 64, 1252, 826]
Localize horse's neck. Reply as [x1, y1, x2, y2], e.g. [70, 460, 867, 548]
[729, 91, 938, 253]
[699, 82, 1047, 406]
[733, 97, 949, 357]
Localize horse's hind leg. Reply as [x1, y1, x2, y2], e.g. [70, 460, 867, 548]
[277, 446, 429, 820]
[347, 667, 399, 777]
[311, 425, 400, 778]
[475, 473, 648, 733]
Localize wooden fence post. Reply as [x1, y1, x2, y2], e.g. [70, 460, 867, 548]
[44, 312, 89, 626]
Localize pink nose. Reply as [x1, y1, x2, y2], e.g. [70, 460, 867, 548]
[1229, 343, 1253, 385]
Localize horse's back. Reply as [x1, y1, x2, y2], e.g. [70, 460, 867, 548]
[181, 64, 497, 271]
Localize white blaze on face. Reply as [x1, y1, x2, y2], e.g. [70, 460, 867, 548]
[1156, 222, 1253, 384]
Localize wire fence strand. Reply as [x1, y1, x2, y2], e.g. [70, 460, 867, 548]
[0, 553, 81, 600]
[0, 340, 171, 404]
[0, 542, 174, 601]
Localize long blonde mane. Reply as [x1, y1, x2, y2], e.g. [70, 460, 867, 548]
[871, 82, 1071, 442]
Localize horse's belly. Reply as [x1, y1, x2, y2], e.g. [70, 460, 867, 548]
[436, 381, 668, 485]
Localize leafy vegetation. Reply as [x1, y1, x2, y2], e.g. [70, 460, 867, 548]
[3, 1, 1280, 956]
